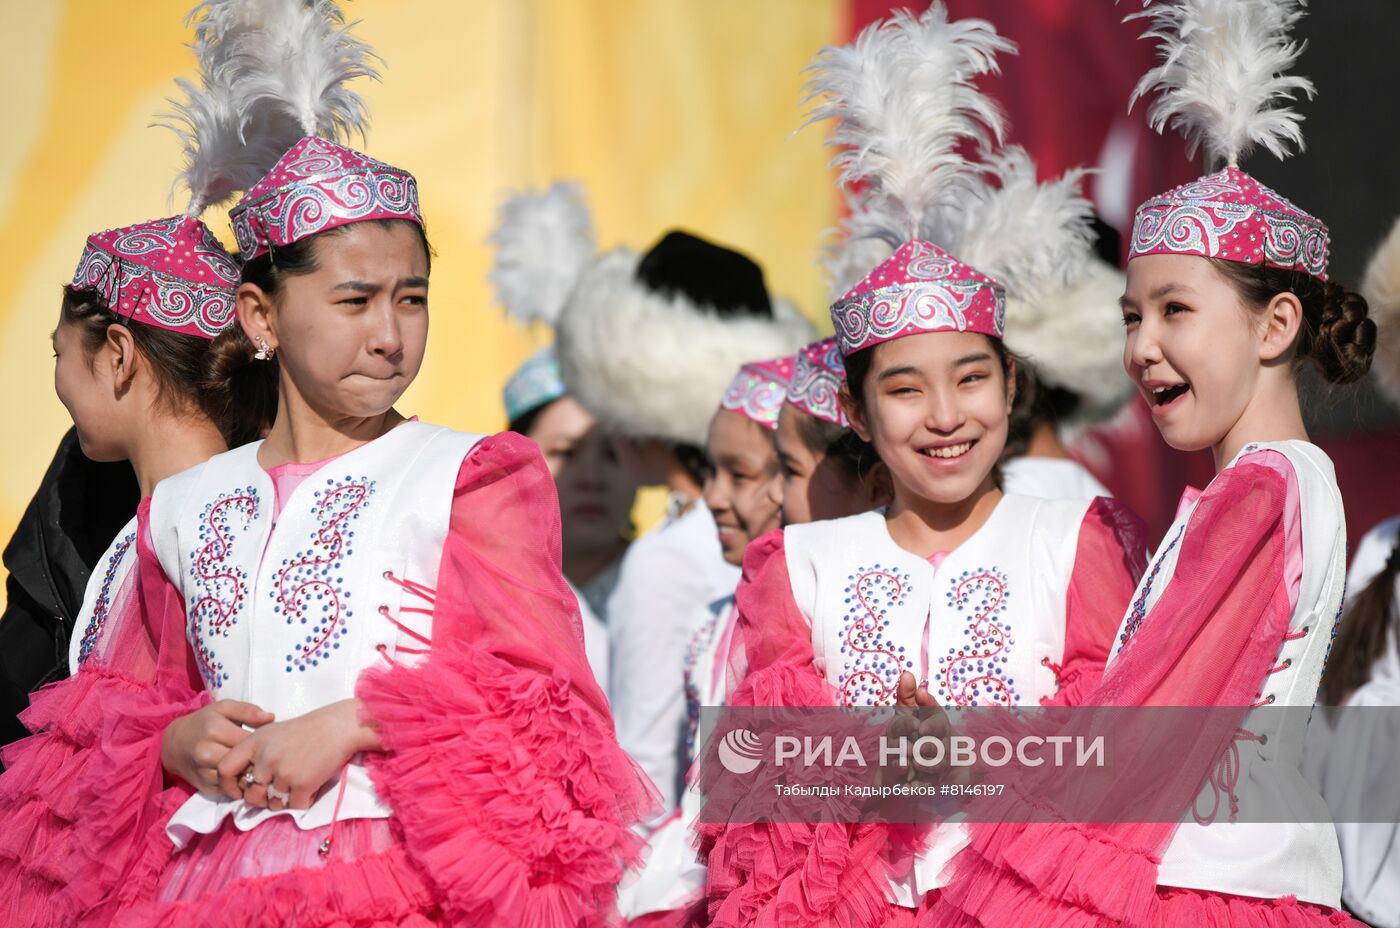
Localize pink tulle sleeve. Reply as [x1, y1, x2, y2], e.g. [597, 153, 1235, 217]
[0, 500, 207, 928]
[725, 530, 839, 709]
[355, 431, 658, 928]
[928, 457, 1303, 928]
[1043, 497, 1149, 708]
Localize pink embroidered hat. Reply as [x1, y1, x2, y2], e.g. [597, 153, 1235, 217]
[786, 337, 849, 427]
[1129, 166, 1329, 280]
[229, 136, 421, 260]
[830, 240, 1005, 357]
[70, 215, 240, 339]
[1127, 1, 1327, 280]
[719, 355, 796, 430]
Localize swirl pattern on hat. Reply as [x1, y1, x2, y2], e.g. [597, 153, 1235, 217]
[786, 337, 849, 427]
[71, 216, 240, 339]
[720, 356, 796, 430]
[1129, 166, 1328, 280]
[830, 240, 1005, 357]
[230, 136, 421, 260]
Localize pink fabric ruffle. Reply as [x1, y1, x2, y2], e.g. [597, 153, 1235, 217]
[926, 458, 1351, 927]
[110, 818, 439, 928]
[1043, 497, 1148, 708]
[358, 633, 652, 928]
[1145, 887, 1364, 927]
[0, 665, 148, 928]
[65, 680, 207, 924]
[697, 532, 933, 928]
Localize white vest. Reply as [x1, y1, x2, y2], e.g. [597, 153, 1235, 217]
[786, 495, 1093, 903]
[787, 496, 1089, 710]
[67, 516, 140, 674]
[149, 421, 484, 846]
[1106, 440, 1345, 907]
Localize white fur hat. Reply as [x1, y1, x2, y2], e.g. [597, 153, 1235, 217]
[556, 234, 815, 447]
[1362, 214, 1400, 407]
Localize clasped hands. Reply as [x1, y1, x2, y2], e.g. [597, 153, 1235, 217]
[159, 698, 381, 811]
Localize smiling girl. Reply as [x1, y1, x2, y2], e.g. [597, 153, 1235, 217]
[697, 240, 1146, 926]
[928, 2, 1378, 925]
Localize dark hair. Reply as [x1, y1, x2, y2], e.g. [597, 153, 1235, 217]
[792, 409, 882, 485]
[209, 218, 436, 441]
[508, 397, 556, 437]
[674, 441, 711, 487]
[59, 285, 267, 446]
[1209, 259, 1377, 385]
[1005, 365, 1079, 458]
[1322, 538, 1400, 706]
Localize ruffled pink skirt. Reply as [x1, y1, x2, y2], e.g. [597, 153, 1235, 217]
[111, 816, 442, 928]
[1147, 887, 1361, 927]
[0, 665, 158, 928]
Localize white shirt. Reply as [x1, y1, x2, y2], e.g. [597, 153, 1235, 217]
[570, 581, 611, 699]
[607, 500, 740, 810]
[1001, 455, 1111, 501]
[1308, 516, 1400, 927]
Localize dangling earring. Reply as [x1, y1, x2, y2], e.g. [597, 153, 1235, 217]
[253, 336, 275, 361]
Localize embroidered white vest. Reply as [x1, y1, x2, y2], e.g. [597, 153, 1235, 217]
[786, 495, 1092, 903]
[68, 516, 140, 674]
[1106, 440, 1346, 907]
[787, 495, 1090, 710]
[150, 421, 484, 846]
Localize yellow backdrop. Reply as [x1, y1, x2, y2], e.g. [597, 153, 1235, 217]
[0, 0, 842, 590]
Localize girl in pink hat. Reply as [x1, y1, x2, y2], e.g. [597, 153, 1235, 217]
[775, 336, 891, 526]
[0, 12, 282, 918]
[10, 6, 657, 927]
[620, 353, 803, 927]
[929, 2, 1378, 926]
[693, 9, 1148, 924]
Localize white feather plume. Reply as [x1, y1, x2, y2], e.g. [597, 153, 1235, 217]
[489, 182, 597, 328]
[1128, 0, 1315, 167]
[944, 147, 1094, 304]
[161, 2, 289, 214]
[804, 3, 1014, 242]
[820, 190, 898, 299]
[934, 148, 1132, 414]
[160, 0, 377, 216]
[226, 0, 379, 141]
[1361, 215, 1400, 407]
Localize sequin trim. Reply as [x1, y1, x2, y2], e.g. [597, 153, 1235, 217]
[275, 476, 376, 673]
[188, 488, 261, 689]
[837, 565, 915, 707]
[936, 567, 1020, 707]
[76, 531, 136, 667]
[1119, 524, 1186, 651]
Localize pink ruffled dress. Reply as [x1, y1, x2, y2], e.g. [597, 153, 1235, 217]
[924, 442, 1364, 928]
[0, 426, 657, 928]
[696, 495, 1148, 928]
[0, 499, 207, 928]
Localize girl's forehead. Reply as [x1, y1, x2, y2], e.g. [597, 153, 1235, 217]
[873, 331, 997, 371]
